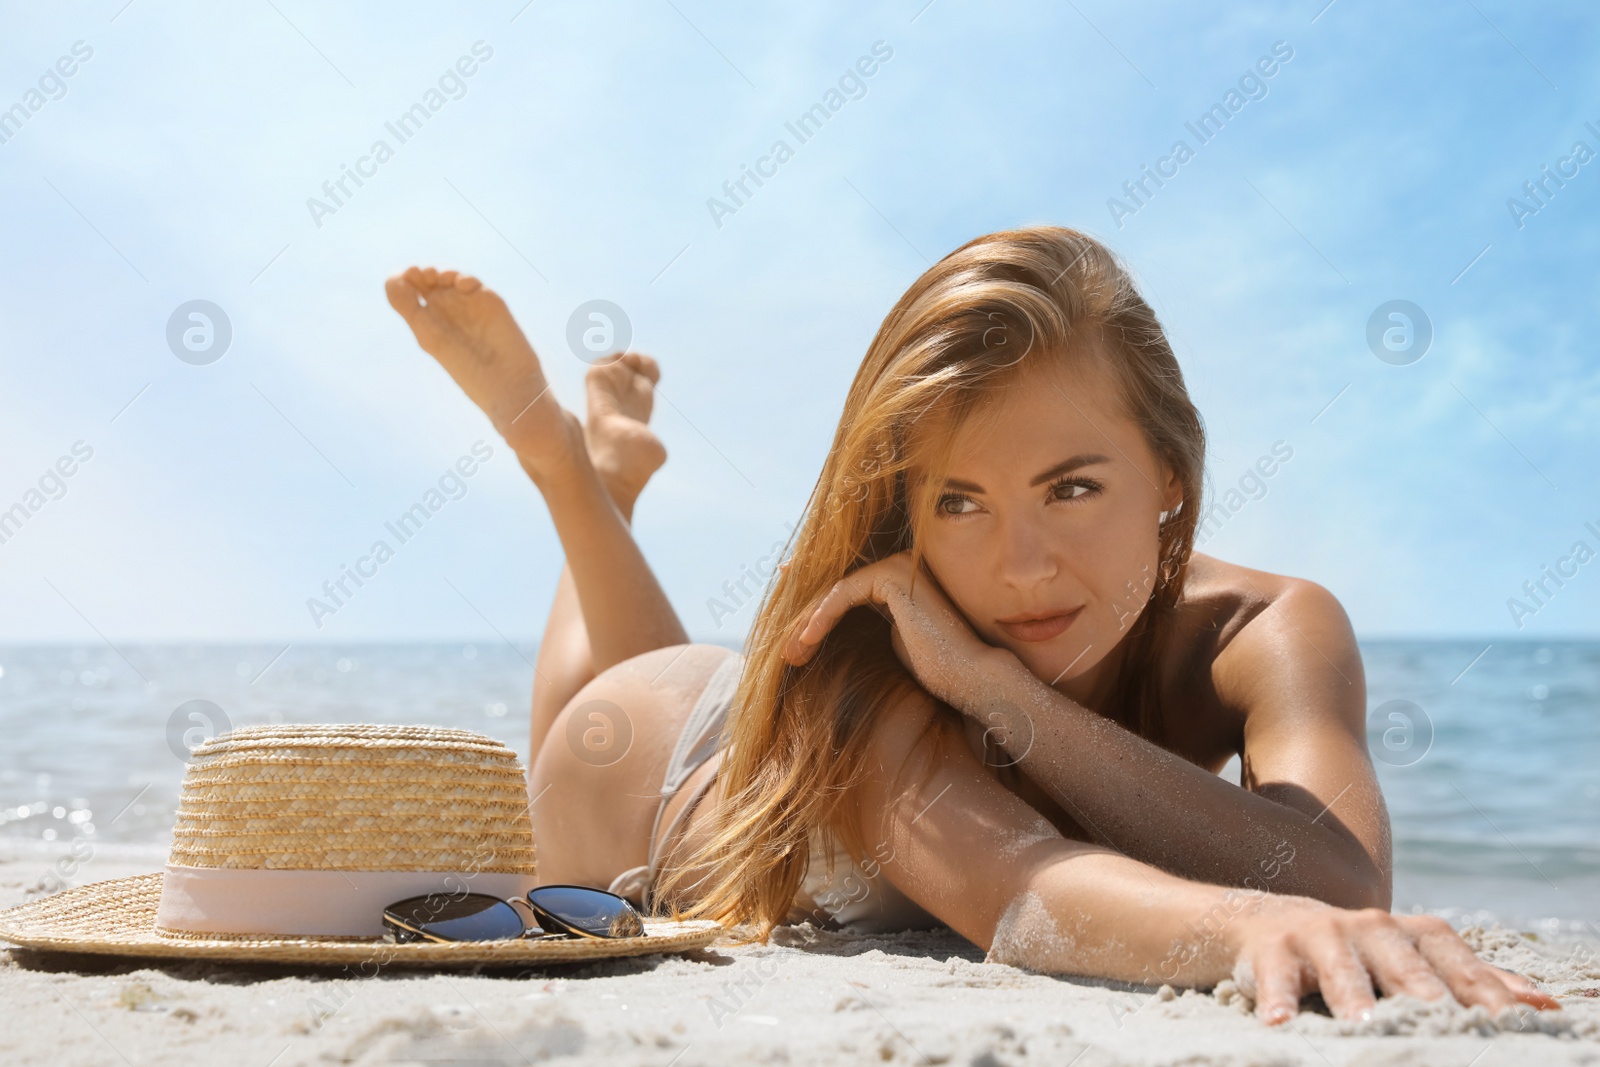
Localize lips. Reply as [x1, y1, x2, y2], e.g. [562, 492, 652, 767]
[995, 607, 1082, 643]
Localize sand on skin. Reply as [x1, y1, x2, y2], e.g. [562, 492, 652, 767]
[1, 843, 1598, 1067]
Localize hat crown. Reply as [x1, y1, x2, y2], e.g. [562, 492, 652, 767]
[167, 723, 537, 875]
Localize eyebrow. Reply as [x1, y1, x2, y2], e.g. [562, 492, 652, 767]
[941, 453, 1112, 494]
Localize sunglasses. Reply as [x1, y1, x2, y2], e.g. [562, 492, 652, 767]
[382, 884, 646, 944]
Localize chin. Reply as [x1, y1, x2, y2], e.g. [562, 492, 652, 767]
[1014, 638, 1101, 687]
[1049, 639, 1113, 687]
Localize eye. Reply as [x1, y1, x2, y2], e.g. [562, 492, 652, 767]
[1048, 477, 1101, 503]
[936, 493, 979, 516]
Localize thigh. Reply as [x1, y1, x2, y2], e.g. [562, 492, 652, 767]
[527, 643, 736, 889]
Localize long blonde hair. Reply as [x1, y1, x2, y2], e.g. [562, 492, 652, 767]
[654, 226, 1206, 940]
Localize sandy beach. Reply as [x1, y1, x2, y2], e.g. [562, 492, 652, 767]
[2, 842, 1596, 1067]
[5, 0, 1598, 1060]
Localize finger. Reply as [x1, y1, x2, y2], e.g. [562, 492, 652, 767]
[1248, 941, 1306, 1025]
[1352, 918, 1452, 1003]
[799, 575, 884, 645]
[419, 266, 439, 287]
[402, 265, 427, 288]
[1302, 929, 1378, 1022]
[1486, 965, 1561, 1011]
[787, 575, 880, 664]
[455, 273, 482, 293]
[1410, 919, 1558, 1014]
[437, 269, 460, 287]
[888, 620, 912, 671]
[1414, 915, 1510, 1017]
[784, 554, 917, 664]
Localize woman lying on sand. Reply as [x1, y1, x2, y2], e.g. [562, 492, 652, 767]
[384, 226, 1557, 1025]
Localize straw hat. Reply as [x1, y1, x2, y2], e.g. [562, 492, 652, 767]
[0, 724, 720, 965]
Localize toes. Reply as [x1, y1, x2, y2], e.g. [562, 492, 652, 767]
[620, 352, 660, 384]
[385, 274, 423, 319]
[585, 358, 642, 389]
[399, 266, 477, 294]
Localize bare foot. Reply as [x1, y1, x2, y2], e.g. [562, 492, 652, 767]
[584, 353, 667, 517]
[385, 267, 581, 478]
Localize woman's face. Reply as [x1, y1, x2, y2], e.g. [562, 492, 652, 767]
[913, 353, 1181, 705]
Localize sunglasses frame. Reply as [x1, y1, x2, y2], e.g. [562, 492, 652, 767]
[381, 885, 643, 944]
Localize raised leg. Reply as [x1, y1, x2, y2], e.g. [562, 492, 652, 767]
[384, 268, 687, 751]
[529, 353, 674, 745]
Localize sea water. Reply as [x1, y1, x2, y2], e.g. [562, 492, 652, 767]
[0, 639, 1594, 932]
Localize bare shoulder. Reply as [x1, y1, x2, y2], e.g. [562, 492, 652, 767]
[1178, 552, 1340, 634]
[1180, 553, 1364, 718]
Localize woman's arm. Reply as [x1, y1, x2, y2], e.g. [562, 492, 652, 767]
[850, 683, 1556, 1023]
[975, 579, 1388, 908]
[789, 553, 1386, 909]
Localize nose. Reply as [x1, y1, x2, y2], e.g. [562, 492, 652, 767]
[994, 510, 1059, 590]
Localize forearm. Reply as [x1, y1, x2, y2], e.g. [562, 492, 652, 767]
[987, 847, 1558, 1024]
[974, 654, 1384, 908]
[987, 847, 1259, 988]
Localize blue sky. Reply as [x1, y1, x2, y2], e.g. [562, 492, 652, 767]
[0, 0, 1596, 644]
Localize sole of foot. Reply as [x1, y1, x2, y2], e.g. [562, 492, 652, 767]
[384, 267, 582, 480]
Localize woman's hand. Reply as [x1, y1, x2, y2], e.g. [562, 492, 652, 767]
[783, 552, 1009, 713]
[1229, 896, 1559, 1024]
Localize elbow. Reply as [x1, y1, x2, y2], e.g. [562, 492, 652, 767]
[981, 849, 1118, 976]
[983, 862, 1100, 974]
[984, 888, 1058, 970]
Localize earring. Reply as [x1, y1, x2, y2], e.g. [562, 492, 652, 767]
[1156, 500, 1183, 589]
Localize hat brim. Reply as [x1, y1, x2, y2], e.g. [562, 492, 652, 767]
[0, 874, 722, 967]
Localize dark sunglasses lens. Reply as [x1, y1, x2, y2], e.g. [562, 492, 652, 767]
[384, 893, 527, 942]
[526, 885, 644, 939]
